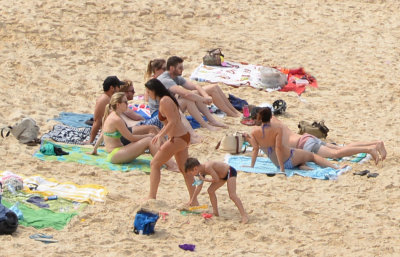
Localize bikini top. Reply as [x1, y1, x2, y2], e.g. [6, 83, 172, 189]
[261, 123, 273, 157]
[158, 111, 167, 122]
[103, 130, 122, 139]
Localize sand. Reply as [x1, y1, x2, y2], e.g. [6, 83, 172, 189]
[1, 0, 400, 256]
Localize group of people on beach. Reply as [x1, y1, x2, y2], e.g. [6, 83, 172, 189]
[88, 55, 386, 224]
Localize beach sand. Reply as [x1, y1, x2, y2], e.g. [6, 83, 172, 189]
[1, 0, 400, 256]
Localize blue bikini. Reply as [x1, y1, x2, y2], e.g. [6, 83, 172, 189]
[261, 123, 296, 169]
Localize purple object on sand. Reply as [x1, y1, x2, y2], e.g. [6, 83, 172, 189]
[179, 244, 195, 251]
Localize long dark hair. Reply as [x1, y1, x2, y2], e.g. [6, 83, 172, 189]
[145, 78, 179, 108]
[257, 107, 272, 123]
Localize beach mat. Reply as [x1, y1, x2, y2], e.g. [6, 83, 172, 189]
[52, 112, 93, 128]
[41, 124, 92, 145]
[34, 139, 151, 173]
[2, 198, 77, 230]
[190, 61, 317, 95]
[225, 155, 351, 180]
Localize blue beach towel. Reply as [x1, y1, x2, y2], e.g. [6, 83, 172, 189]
[225, 155, 351, 180]
[52, 112, 93, 128]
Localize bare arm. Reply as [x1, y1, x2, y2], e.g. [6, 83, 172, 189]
[168, 85, 209, 104]
[184, 81, 212, 104]
[200, 166, 220, 183]
[89, 98, 107, 143]
[114, 117, 152, 142]
[274, 128, 285, 172]
[91, 133, 103, 155]
[250, 131, 260, 168]
[123, 109, 144, 121]
[189, 183, 203, 205]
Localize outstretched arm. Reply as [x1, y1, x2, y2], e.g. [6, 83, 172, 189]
[249, 131, 259, 167]
[183, 81, 212, 105]
[91, 133, 103, 155]
[274, 128, 285, 172]
[189, 183, 203, 206]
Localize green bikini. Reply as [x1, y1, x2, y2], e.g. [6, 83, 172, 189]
[104, 130, 122, 162]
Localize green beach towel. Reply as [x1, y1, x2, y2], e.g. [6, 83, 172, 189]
[34, 139, 151, 173]
[2, 198, 79, 230]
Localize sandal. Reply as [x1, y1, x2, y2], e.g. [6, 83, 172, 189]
[240, 119, 256, 126]
[367, 172, 379, 178]
[353, 170, 369, 176]
[29, 233, 58, 244]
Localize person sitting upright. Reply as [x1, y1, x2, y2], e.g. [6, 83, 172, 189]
[89, 76, 125, 144]
[153, 56, 231, 130]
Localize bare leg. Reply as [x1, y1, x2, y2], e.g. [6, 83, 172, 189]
[318, 145, 380, 165]
[147, 138, 187, 199]
[226, 177, 248, 224]
[131, 125, 159, 135]
[173, 144, 198, 205]
[291, 149, 339, 169]
[179, 98, 220, 131]
[111, 137, 152, 164]
[207, 180, 225, 217]
[195, 101, 228, 128]
[204, 84, 241, 117]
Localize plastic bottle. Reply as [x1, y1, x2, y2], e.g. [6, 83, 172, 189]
[45, 195, 58, 201]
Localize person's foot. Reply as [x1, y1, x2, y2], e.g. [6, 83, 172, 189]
[209, 120, 228, 128]
[241, 215, 249, 224]
[369, 148, 380, 165]
[203, 123, 220, 131]
[165, 160, 180, 173]
[190, 134, 203, 144]
[377, 141, 387, 161]
[188, 200, 199, 207]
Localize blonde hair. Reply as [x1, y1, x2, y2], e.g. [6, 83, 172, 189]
[102, 92, 126, 125]
[119, 80, 133, 92]
[144, 59, 166, 81]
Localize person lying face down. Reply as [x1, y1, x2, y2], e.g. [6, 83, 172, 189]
[265, 111, 386, 165]
[247, 108, 344, 172]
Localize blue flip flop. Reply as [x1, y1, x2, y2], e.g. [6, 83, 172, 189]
[29, 233, 58, 244]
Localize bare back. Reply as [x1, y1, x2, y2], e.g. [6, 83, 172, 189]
[204, 161, 230, 179]
[159, 96, 188, 138]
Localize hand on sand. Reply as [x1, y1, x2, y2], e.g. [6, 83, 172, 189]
[90, 150, 98, 155]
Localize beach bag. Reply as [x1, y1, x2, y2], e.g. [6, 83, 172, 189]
[0, 188, 19, 235]
[133, 209, 159, 235]
[215, 132, 246, 154]
[1, 117, 40, 145]
[298, 120, 329, 139]
[260, 67, 287, 89]
[203, 48, 224, 66]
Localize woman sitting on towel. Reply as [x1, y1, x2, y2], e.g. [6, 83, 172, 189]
[144, 59, 166, 102]
[91, 92, 177, 170]
[246, 107, 344, 172]
[144, 78, 198, 205]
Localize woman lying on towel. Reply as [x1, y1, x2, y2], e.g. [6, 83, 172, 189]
[91, 92, 177, 170]
[144, 78, 198, 205]
[246, 108, 345, 172]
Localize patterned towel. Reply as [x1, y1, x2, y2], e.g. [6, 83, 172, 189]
[190, 61, 317, 95]
[41, 124, 93, 145]
[225, 155, 351, 180]
[33, 139, 152, 174]
[1, 170, 107, 204]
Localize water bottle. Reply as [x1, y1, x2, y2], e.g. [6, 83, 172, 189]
[45, 195, 58, 201]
